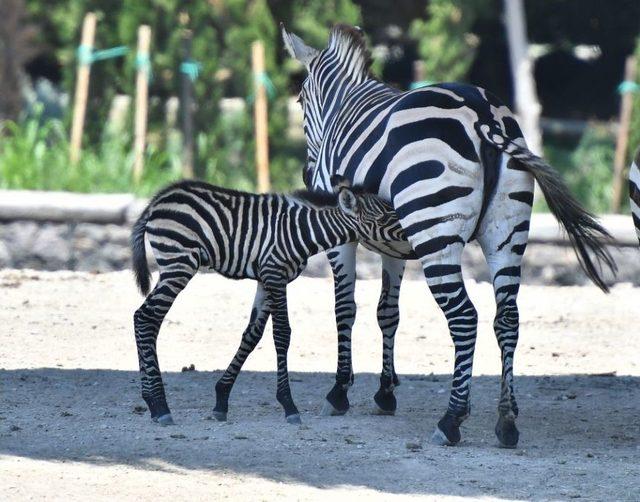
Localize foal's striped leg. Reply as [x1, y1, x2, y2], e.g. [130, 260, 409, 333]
[134, 258, 197, 425]
[264, 281, 301, 423]
[213, 283, 271, 421]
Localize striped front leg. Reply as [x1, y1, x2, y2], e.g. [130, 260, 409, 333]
[373, 255, 405, 415]
[264, 282, 301, 424]
[322, 243, 357, 415]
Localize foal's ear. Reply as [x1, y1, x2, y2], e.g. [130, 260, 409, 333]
[331, 174, 351, 193]
[281, 23, 319, 68]
[337, 186, 358, 217]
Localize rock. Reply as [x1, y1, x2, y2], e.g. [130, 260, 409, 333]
[0, 241, 11, 267]
[31, 224, 72, 269]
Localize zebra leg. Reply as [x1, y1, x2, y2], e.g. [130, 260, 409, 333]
[429, 267, 478, 445]
[488, 258, 522, 448]
[265, 283, 301, 424]
[373, 255, 405, 415]
[213, 283, 271, 422]
[322, 242, 357, 416]
[134, 265, 197, 425]
[476, 154, 533, 448]
[426, 259, 478, 446]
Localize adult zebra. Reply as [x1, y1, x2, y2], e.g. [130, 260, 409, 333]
[282, 24, 617, 447]
[131, 178, 408, 425]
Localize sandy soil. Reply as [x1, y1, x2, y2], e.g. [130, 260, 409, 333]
[1, 269, 639, 501]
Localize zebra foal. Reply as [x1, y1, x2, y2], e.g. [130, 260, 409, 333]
[131, 178, 407, 425]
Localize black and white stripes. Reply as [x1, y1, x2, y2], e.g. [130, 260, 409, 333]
[131, 179, 408, 425]
[630, 148, 640, 244]
[283, 24, 616, 447]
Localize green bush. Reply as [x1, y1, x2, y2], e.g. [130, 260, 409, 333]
[0, 111, 179, 196]
[22, 0, 362, 193]
[0, 108, 304, 196]
[539, 127, 617, 213]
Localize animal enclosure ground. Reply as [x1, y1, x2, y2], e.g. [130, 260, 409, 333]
[1, 269, 639, 501]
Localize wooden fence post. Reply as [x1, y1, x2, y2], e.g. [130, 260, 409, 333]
[252, 40, 270, 193]
[611, 55, 637, 213]
[180, 29, 195, 179]
[69, 12, 96, 164]
[133, 25, 151, 183]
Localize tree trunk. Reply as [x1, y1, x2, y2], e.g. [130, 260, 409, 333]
[0, 0, 33, 121]
[503, 0, 543, 155]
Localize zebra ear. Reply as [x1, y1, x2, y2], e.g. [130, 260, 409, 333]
[337, 187, 358, 217]
[281, 23, 319, 68]
[331, 174, 351, 193]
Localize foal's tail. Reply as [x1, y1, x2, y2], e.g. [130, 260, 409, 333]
[131, 207, 152, 296]
[494, 138, 617, 292]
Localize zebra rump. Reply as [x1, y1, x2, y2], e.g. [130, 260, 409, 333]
[502, 141, 617, 292]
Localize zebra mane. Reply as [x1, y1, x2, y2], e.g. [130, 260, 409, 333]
[292, 184, 372, 208]
[291, 190, 339, 207]
[326, 24, 371, 83]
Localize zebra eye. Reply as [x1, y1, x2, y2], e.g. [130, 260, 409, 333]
[297, 92, 304, 105]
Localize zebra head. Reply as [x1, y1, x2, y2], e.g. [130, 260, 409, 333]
[331, 175, 408, 246]
[282, 24, 371, 190]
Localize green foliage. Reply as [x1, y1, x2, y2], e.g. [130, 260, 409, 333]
[0, 111, 180, 196]
[539, 127, 617, 213]
[289, 0, 361, 49]
[22, 0, 362, 193]
[627, 37, 640, 167]
[409, 0, 490, 83]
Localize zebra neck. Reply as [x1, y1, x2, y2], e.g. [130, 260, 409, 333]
[297, 206, 358, 255]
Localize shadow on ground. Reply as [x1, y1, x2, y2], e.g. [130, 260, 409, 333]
[1, 368, 639, 499]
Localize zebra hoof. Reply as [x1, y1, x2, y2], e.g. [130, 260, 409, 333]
[156, 413, 175, 426]
[430, 426, 456, 446]
[321, 399, 348, 416]
[211, 410, 228, 422]
[373, 387, 397, 415]
[495, 416, 519, 448]
[286, 413, 302, 424]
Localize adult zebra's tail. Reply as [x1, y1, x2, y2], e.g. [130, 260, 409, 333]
[131, 207, 152, 295]
[629, 148, 640, 244]
[495, 139, 617, 292]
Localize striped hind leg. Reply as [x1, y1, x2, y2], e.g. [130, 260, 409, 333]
[213, 283, 271, 421]
[423, 255, 478, 446]
[476, 152, 534, 447]
[373, 255, 405, 415]
[322, 243, 357, 415]
[134, 258, 198, 425]
[391, 164, 483, 445]
[481, 244, 525, 448]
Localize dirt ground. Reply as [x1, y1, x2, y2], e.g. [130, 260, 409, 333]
[1, 268, 639, 501]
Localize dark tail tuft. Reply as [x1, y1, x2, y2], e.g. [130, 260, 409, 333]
[506, 145, 617, 292]
[131, 208, 151, 295]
